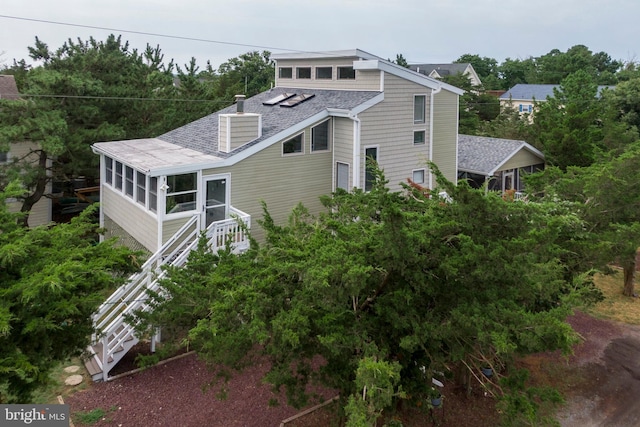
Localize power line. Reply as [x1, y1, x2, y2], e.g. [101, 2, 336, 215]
[0, 14, 304, 54]
[0, 14, 355, 60]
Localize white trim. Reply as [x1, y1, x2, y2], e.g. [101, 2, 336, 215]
[351, 116, 361, 189]
[201, 173, 231, 229]
[310, 119, 331, 153]
[413, 94, 427, 124]
[353, 59, 464, 95]
[429, 85, 442, 189]
[413, 129, 427, 145]
[363, 144, 379, 192]
[335, 161, 351, 191]
[411, 168, 427, 185]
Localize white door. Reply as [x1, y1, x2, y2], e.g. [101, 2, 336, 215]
[202, 176, 228, 228]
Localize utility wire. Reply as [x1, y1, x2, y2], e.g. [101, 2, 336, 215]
[0, 14, 358, 59]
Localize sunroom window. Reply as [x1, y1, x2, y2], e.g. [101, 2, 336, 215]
[166, 173, 197, 214]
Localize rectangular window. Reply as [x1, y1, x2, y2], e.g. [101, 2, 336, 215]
[296, 67, 311, 79]
[0, 152, 8, 163]
[105, 157, 113, 185]
[125, 166, 134, 197]
[149, 177, 158, 213]
[166, 173, 197, 214]
[337, 66, 356, 79]
[414, 95, 426, 124]
[316, 67, 332, 79]
[283, 133, 303, 155]
[413, 130, 426, 145]
[136, 171, 146, 205]
[279, 67, 292, 79]
[412, 169, 426, 184]
[364, 147, 378, 192]
[336, 162, 350, 191]
[312, 121, 330, 152]
[115, 162, 123, 190]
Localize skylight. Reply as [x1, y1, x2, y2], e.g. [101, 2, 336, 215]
[279, 93, 315, 108]
[263, 93, 296, 106]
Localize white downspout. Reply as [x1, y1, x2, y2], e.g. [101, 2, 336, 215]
[429, 85, 442, 189]
[351, 115, 362, 189]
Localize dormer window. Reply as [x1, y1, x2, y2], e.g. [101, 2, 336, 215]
[297, 67, 311, 79]
[337, 66, 355, 80]
[279, 67, 293, 79]
[316, 67, 332, 79]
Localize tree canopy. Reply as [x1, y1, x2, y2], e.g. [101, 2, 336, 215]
[0, 183, 139, 402]
[136, 166, 600, 424]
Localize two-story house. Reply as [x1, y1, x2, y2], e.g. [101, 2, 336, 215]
[92, 49, 463, 253]
[86, 49, 464, 380]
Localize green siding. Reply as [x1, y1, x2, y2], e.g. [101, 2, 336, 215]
[431, 89, 459, 183]
[359, 74, 433, 192]
[102, 185, 158, 251]
[203, 119, 334, 242]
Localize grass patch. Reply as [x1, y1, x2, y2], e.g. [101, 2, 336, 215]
[73, 406, 117, 425]
[585, 269, 640, 325]
[31, 357, 89, 404]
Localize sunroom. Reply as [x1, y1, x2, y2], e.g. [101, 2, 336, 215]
[92, 138, 250, 254]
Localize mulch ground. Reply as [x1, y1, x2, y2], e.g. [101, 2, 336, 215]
[67, 311, 640, 426]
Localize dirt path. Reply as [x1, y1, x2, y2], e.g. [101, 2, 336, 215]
[555, 312, 640, 427]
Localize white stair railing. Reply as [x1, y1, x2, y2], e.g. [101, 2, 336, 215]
[88, 209, 250, 381]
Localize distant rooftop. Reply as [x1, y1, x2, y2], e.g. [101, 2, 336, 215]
[409, 63, 470, 77]
[0, 75, 20, 100]
[500, 84, 615, 101]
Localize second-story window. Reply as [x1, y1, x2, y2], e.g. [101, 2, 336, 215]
[279, 67, 293, 79]
[312, 121, 330, 152]
[297, 67, 311, 79]
[337, 66, 356, 79]
[316, 67, 332, 79]
[283, 133, 304, 155]
[414, 95, 426, 124]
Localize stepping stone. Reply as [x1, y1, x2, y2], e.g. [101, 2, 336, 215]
[65, 375, 83, 386]
[63, 365, 80, 374]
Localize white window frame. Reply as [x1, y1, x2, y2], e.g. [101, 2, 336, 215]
[114, 161, 123, 190]
[296, 67, 312, 79]
[414, 95, 426, 124]
[311, 120, 331, 152]
[105, 156, 113, 185]
[412, 168, 426, 185]
[279, 67, 293, 79]
[316, 66, 332, 79]
[165, 172, 198, 215]
[282, 132, 305, 156]
[336, 162, 350, 191]
[413, 129, 426, 145]
[337, 66, 356, 80]
[364, 145, 379, 192]
[136, 170, 146, 206]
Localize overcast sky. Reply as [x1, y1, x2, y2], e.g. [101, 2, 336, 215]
[1, 0, 639, 72]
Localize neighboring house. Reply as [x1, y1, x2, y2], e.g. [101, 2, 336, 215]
[409, 63, 482, 87]
[92, 48, 464, 253]
[457, 134, 545, 194]
[499, 83, 615, 115]
[0, 75, 52, 226]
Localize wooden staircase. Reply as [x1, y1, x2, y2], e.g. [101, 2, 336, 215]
[85, 209, 250, 381]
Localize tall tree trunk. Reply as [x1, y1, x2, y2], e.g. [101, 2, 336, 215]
[622, 250, 637, 297]
[19, 150, 48, 228]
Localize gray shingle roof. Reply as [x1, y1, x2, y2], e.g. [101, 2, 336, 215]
[159, 87, 381, 157]
[500, 84, 616, 101]
[458, 134, 544, 176]
[499, 84, 559, 101]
